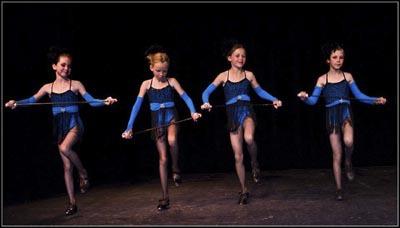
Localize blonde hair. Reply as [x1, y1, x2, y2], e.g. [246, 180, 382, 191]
[146, 52, 169, 66]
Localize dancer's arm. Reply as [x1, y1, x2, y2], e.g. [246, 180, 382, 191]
[248, 71, 282, 109]
[122, 80, 149, 139]
[201, 73, 225, 111]
[346, 73, 386, 105]
[298, 75, 325, 105]
[75, 80, 118, 107]
[5, 83, 50, 109]
[170, 78, 202, 121]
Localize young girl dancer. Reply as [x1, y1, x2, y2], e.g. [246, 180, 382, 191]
[297, 41, 387, 200]
[5, 47, 118, 215]
[121, 45, 202, 211]
[201, 42, 282, 205]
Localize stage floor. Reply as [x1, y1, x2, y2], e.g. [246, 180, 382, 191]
[3, 166, 397, 225]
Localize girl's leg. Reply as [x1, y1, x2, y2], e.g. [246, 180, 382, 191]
[57, 127, 83, 215]
[230, 127, 249, 204]
[155, 136, 170, 209]
[58, 127, 89, 194]
[243, 117, 260, 183]
[58, 127, 88, 181]
[59, 152, 78, 215]
[342, 121, 354, 181]
[59, 151, 75, 205]
[167, 122, 181, 185]
[328, 131, 344, 200]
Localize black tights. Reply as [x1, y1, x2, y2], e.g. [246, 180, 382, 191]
[58, 127, 87, 205]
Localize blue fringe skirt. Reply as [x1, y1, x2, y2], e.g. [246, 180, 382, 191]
[325, 103, 353, 134]
[151, 107, 178, 140]
[53, 112, 84, 145]
[225, 100, 256, 133]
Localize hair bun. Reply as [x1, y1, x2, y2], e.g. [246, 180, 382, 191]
[144, 44, 166, 57]
[221, 38, 244, 57]
[321, 41, 344, 59]
[47, 46, 70, 64]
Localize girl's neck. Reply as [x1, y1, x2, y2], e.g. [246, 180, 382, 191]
[153, 76, 167, 83]
[328, 68, 343, 76]
[229, 68, 244, 80]
[230, 66, 243, 74]
[55, 75, 70, 83]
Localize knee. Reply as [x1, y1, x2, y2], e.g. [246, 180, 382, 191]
[159, 156, 168, 166]
[244, 134, 255, 145]
[234, 153, 244, 164]
[167, 137, 177, 147]
[343, 137, 353, 148]
[58, 145, 70, 156]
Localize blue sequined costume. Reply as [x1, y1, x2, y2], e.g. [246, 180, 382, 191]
[223, 71, 256, 132]
[50, 80, 84, 144]
[322, 72, 353, 133]
[147, 78, 178, 139]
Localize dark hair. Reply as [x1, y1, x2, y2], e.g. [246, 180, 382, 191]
[144, 44, 166, 57]
[47, 46, 72, 65]
[221, 39, 246, 57]
[321, 41, 344, 60]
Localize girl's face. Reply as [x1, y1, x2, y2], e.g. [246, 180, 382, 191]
[228, 48, 246, 69]
[327, 49, 345, 70]
[52, 55, 72, 78]
[150, 61, 169, 80]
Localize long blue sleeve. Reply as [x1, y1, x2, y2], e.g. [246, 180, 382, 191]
[180, 92, 196, 114]
[304, 86, 322, 105]
[82, 92, 105, 107]
[202, 83, 217, 103]
[349, 81, 377, 105]
[253, 86, 277, 102]
[125, 96, 144, 131]
[16, 96, 36, 105]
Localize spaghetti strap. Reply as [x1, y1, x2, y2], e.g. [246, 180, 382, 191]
[222, 70, 230, 87]
[342, 71, 347, 81]
[325, 73, 329, 84]
[50, 82, 54, 97]
[69, 79, 72, 90]
[148, 79, 153, 90]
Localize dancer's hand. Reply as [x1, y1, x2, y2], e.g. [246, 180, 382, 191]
[375, 97, 387, 105]
[122, 129, 133, 139]
[104, 97, 118, 105]
[297, 91, 309, 101]
[191, 112, 202, 122]
[201, 103, 212, 112]
[272, 100, 283, 109]
[5, 100, 17, 109]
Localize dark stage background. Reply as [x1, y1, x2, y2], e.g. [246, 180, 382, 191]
[3, 3, 397, 205]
